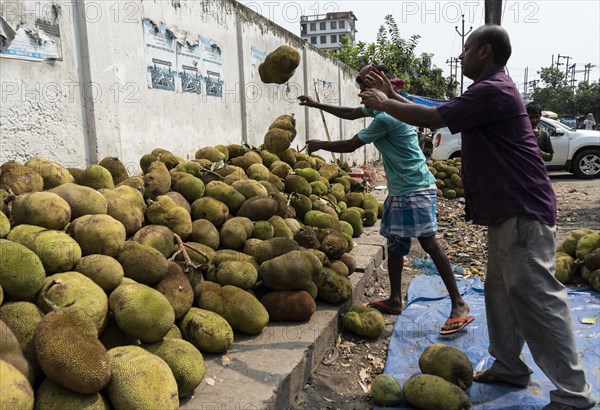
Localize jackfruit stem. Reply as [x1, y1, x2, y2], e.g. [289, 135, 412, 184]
[173, 233, 203, 272]
[40, 279, 76, 311]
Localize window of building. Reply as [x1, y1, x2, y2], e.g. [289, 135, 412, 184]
[301, 24, 306, 34]
[331, 35, 337, 43]
[310, 36, 317, 44]
[320, 35, 326, 44]
[310, 22, 316, 31]
[339, 20, 345, 29]
[320, 22, 326, 30]
[330, 21, 337, 29]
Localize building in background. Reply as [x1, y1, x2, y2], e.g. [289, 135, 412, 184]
[300, 12, 357, 51]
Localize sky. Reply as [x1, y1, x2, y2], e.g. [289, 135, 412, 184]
[238, 0, 600, 94]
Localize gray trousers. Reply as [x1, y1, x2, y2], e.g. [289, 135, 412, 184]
[486, 216, 596, 408]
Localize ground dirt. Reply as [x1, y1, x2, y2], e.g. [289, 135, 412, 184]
[290, 172, 600, 410]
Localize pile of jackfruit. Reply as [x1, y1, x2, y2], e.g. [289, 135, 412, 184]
[428, 159, 463, 199]
[0, 114, 384, 408]
[555, 229, 600, 290]
[371, 343, 472, 409]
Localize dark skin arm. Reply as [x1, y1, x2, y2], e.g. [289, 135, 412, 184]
[307, 135, 365, 155]
[540, 151, 553, 162]
[298, 95, 366, 120]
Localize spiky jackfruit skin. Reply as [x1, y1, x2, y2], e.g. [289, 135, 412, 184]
[0, 162, 44, 195]
[145, 195, 193, 241]
[68, 214, 126, 257]
[109, 283, 175, 343]
[341, 305, 385, 338]
[418, 344, 473, 390]
[403, 374, 471, 410]
[371, 374, 405, 407]
[154, 262, 194, 320]
[34, 307, 111, 394]
[117, 241, 169, 285]
[17, 230, 82, 274]
[0, 359, 34, 410]
[0, 319, 33, 383]
[74, 254, 124, 293]
[106, 346, 179, 410]
[195, 282, 269, 335]
[142, 338, 205, 398]
[34, 378, 111, 410]
[0, 239, 46, 301]
[80, 165, 115, 190]
[179, 307, 234, 354]
[260, 250, 322, 291]
[11, 192, 71, 230]
[191, 196, 229, 228]
[0, 210, 8, 238]
[38, 272, 109, 334]
[260, 290, 316, 321]
[99, 156, 129, 185]
[258, 45, 300, 84]
[49, 183, 108, 219]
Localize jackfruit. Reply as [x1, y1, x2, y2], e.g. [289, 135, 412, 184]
[38, 272, 108, 334]
[320, 231, 349, 260]
[117, 241, 169, 285]
[15, 230, 82, 274]
[294, 226, 321, 249]
[142, 337, 205, 398]
[259, 150, 280, 168]
[0, 210, 9, 238]
[419, 343, 473, 390]
[191, 196, 229, 227]
[173, 176, 205, 203]
[205, 181, 246, 214]
[260, 250, 321, 291]
[0, 163, 44, 194]
[98, 156, 129, 185]
[247, 163, 271, 181]
[106, 346, 179, 409]
[34, 378, 111, 410]
[339, 253, 356, 275]
[143, 160, 171, 200]
[279, 148, 297, 167]
[259, 45, 300, 84]
[212, 250, 259, 270]
[584, 248, 600, 271]
[576, 232, 600, 260]
[79, 165, 115, 190]
[230, 151, 263, 171]
[561, 229, 593, 257]
[34, 306, 111, 394]
[146, 195, 193, 240]
[403, 374, 470, 410]
[68, 215, 126, 257]
[342, 305, 384, 338]
[214, 260, 258, 289]
[132, 224, 175, 257]
[270, 161, 293, 179]
[11, 191, 71, 230]
[555, 254, 574, 284]
[74, 254, 124, 293]
[232, 178, 268, 199]
[155, 262, 194, 320]
[252, 220, 275, 240]
[109, 283, 175, 343]
[371, 374, 405, 407]
[0, 239, 46, 300]
[195, 282, 269, 334]
[304, 210, 340, 231]
[329, 260, 349, 277]
[0, 319, 33, 383]
[314, 267, 352, 304]
[195, 146, 226, 162]
[179, 307, 234, 353]
[237, 195, 279, 221]
[260, 290, 316, 321]
[0, 359, 34, 410]
[49, 183, 108, 219]
[191, 219, 221, 250]
[264, 128, 293, 154]
[285, 174, 312, 196]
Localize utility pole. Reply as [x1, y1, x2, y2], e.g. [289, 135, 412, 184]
[485, 0, 503, 25]
[564, 56, 572, 78]
[523, 67, 528, 95]
[455, 15, 472, 94]
[569, 64, 577, 89]
[556, 54, 563, 70]
[584, 63, 597, 82]
[446, 57, 459, 82]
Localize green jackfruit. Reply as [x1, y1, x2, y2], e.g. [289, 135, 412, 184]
[68, 214, 126, 257]
[191, 196, 229, 227]
[98, 156, 129, 185]
[100, 187, 145, 236]
[24, 157, 74, 189]
[49, 183, 108, 219]
[195, 146, 226, 162]
[0, 319, 33, 383]
[403, 374, 470, 410]
[204, 181, 246, 214]
[0, 239, 45, 300]
[585, 248, 600, 271]
[0, 211, 8, 238]
[259, 150, 280, 168]
[106, 346, 179, 410]
[155, 262, 194, 320]
[371, 374, 405, 407]
[179, 307, 234, 353]
[0, 163, 43, 194]
[0, 359, 34, 410]
[232, 178, 268, 199]
[38, 272, 108, 334]
[247, 163, 271, 181]
[264, 128, 292, 154]
[230, 151, 263, 171]
[260, 250, 321, 291]
[195, 282, 269, 335]
[142, 338, 205, 398]
[173, 176, 205, 204]
[219, 217, 251, 250]
[16, 230, 82, 274]
[419, 343, 473, 390]
[214, 261, 258, 289]
[11, 192, 71, 230]
[260, 290, 316, 321]
[132, 224, 175, 258]
[34, 378, 110, 410]
[329, 260, 349, 277]
[320, 231, 348, 260]
[191, 219, 221, 250]
[562, 229, 593, 257]
[143, 160, 171, 200]
[285, 174, 312, 197]
[117, 241, 168, 285]
[304, 210, 340, 231]
[314, 267, 352, 304]
[146, 195, 193, 240]
[555, 254, 574, 284]
[270, 161, 292, 179]
[74, 254, 124, 293]
[109, 283, 175, 343]
[34, 307, 111, 394]
[79, 165, 115, 190]
[576, 232, 600, 260]
[252, 220, 275, 240]
[258, 45, 300, 84]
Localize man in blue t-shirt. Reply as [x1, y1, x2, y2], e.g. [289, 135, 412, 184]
[298, 65, 473, 335]
[359, 26, 595, 410]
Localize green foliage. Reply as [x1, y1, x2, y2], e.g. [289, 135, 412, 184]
[329, 15, 455, 99]
[531, 66, 599, 119]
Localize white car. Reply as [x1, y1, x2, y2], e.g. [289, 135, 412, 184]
[431, 117, 600, 178]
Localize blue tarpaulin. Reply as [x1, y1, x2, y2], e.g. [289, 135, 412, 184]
[399, 92, 448, 107]
[376, 260, 600, 410]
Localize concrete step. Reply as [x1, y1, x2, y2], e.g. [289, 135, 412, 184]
[181, 229, 385, 409]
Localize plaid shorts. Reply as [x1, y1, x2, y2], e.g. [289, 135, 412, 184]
[380, 188, 438, 256]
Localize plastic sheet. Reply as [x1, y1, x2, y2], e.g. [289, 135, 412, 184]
[377, 269, 600, 410]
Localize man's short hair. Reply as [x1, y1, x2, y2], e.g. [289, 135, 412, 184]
[526, 102, 543, 116]
[356, 64, 393, 85]
[476, 25, 512, 66]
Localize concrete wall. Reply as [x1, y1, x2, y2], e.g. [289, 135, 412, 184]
[0, 0, 377, 170]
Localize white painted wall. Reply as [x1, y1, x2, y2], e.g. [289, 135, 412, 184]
[0, 0, 380, 171]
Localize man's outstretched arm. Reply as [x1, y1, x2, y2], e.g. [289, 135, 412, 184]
[298, 96, 365, 120]
[307, 135, 365, 154]
[359, 89, 446, 129]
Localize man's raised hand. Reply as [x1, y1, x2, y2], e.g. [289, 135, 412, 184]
[298, 95, 317, 107]
[359, 89, 389, 110]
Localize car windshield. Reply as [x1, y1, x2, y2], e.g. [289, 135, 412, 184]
[542, 118, 572, 132]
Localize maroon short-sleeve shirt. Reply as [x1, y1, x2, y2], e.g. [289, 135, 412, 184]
[437, 68, 557, 226]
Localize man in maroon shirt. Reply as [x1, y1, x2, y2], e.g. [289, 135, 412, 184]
[359, 25, 595, 410]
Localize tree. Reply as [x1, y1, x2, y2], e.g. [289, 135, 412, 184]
[574, 81, 600, 122]
[329, 15, 455, 99]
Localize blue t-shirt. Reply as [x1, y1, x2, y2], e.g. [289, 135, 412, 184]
[358, 107, 435, 196]
[437, 68, 557, 226]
